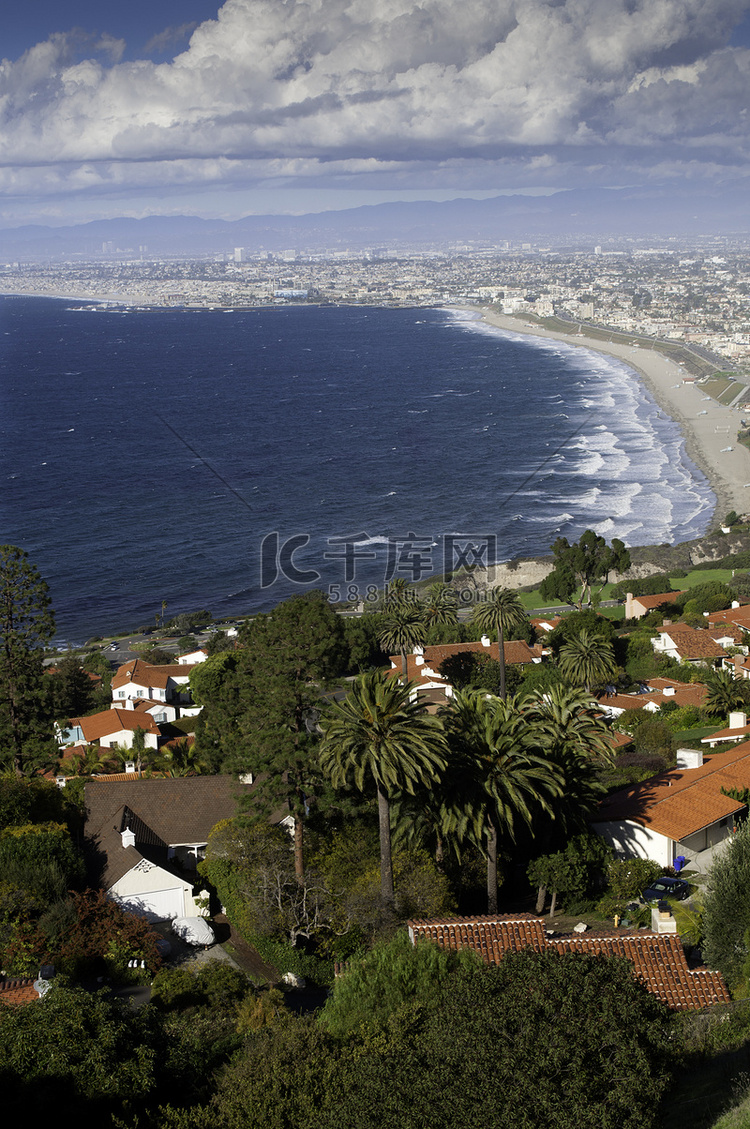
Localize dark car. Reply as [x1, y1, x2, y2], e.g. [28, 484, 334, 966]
[641, 876, 691, 902]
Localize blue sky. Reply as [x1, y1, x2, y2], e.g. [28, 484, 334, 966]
[2, 0, 750, 227]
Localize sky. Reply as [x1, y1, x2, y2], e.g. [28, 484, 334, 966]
[2, 0, 750, 226]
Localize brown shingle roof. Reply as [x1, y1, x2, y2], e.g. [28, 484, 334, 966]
[408, 915, 729, 1011]
[659, 626, 727, 661]
[84, 776, 253, 887]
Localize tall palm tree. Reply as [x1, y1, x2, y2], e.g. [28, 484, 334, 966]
[443, 689, 562, 912]
[422, 582, 459, 632]
[558, 629, 617, 693]
[519, 685, 613, 837]
[471, 587, 527, 701]
[319, 670, 447, 907]
[378, 601, 428, 680]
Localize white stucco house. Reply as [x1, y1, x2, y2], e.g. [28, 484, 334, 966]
[591, 742, 750, 872]
[111, 659, 197, 706]
[84, 776, 254, 922]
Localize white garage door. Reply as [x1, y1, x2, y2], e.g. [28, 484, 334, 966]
[114, 887, 185, 922]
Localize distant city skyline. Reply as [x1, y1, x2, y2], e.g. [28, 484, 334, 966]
[2, 0, 750, 228]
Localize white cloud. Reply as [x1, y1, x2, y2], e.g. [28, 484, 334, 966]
[0, 0, 749, 204]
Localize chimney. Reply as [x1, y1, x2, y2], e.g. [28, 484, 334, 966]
[481, 635, 492, 647]
[662, 686, 676, 696]
[121, 827, 136, 849]
[677, 747, 704, 769]
[729, 711, 748, 730]
[651, 903, 677, 934]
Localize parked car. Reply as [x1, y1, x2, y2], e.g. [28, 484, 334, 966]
[641, 876, 691, 902]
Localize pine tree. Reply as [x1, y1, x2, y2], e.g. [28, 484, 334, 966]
[0, 546, 56, 776]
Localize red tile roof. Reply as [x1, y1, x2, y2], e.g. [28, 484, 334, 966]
[70, 708, 161, 743]
[0, 978, 40, 1007]
[595, 740, 750, 841]
[408, 915, 729, 1011]
[111, 659, 195, 692]
[598, 679, 708, 714]
[630, 591, 684, 612]
[390, 639, 543, 685]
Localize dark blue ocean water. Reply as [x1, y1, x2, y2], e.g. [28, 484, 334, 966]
[0, 296, 714, 643]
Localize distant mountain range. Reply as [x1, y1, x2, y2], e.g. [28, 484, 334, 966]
[3, 184, 750, 260]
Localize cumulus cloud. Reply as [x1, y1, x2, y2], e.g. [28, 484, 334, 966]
[143, 23, 199, 57]
[0, 0, 749, 201]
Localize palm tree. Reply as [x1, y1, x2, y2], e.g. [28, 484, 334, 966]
[378, 601, 428, 680]
[60, 743, 110, 777]
[519, 685, 615, 767]
[319, 670, 447, 907]
[704, 668, 749, 720]
[422, 582, 458, 632]
[471, 587, 527, 701]
[519, 685, 613, 837]
[443, 689, 562, 912]
[558, 629, 617, 693]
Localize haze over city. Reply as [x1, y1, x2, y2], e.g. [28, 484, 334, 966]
[3, 0, 750, 230]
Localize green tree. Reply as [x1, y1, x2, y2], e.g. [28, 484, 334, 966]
[45, 653, 95, 719]
[0, 983, 160, 1117]
[471, 586, 527, 701]
[198, 592, 347, 879]
[319, 929, 479, 1038]
[528, 833, 611, 916]
[326, 951, 670, 1129]
[519, 685, 612, 838]
[539, 530, 631, 610]
[320, 670, 447, 908]
[704, 668, 750, 720]
[421, 582, 458, 629]
[0, 545, 57, 776]
[378, 602, 428, 680]
[558, 628, 618, 692]
[442, 689, 562, 912]
[703, 821, 750, 989]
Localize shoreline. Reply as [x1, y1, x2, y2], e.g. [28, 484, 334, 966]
[478, 308, 750, 528]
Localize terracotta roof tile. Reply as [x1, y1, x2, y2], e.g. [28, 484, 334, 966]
[408, 916, 729, 1011]
[390, 640, 544, 686]
[0, 978, 40, 1006]
[70, 708, 160, 743]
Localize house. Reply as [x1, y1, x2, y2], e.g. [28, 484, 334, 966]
[591, 741, 750, 871]
[177, 649, 208, 665]
[597, 677, 707, 719]
[701, 711, 750, 748]
[706, 603, 750, 635]
[111, 659, 197, 707]
[407, 914, 729, 1010]
[651, 623, 726, 666]
[84, 776, 253, 922]
[59, 707, 162, 749]
[389, 636, 543, 703]
[625, 591, 684, 619]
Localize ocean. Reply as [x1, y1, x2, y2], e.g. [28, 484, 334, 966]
[0, 296, 714, 644]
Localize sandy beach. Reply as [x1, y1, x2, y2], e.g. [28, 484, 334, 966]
[480, 308, 750, 528]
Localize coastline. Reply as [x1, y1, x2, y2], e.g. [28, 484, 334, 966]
[479, 308, 750, 527]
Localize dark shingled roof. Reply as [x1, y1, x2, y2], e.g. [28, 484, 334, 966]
[84, 776, 253, 888]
